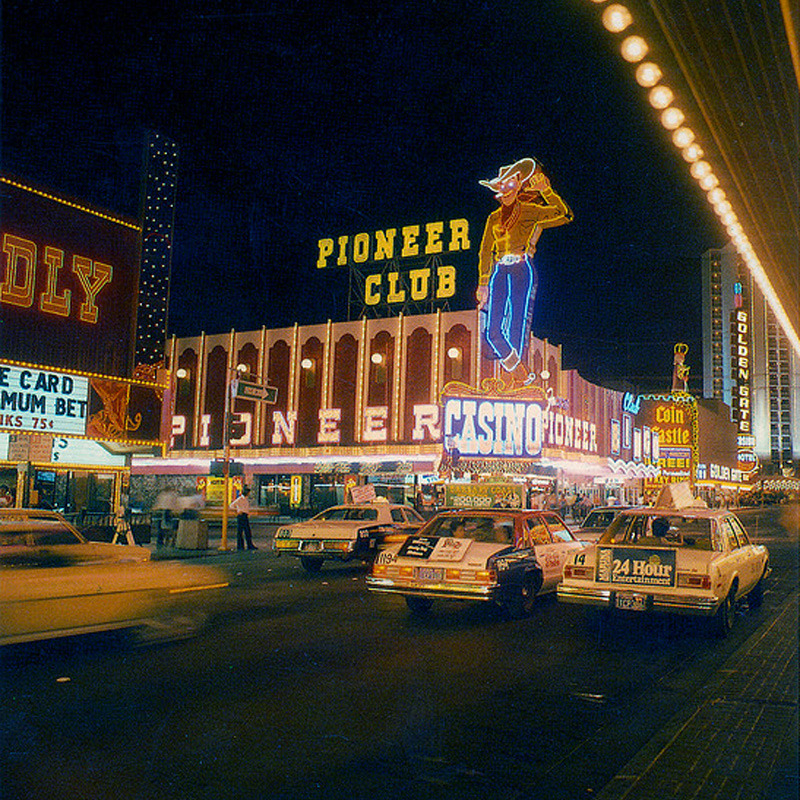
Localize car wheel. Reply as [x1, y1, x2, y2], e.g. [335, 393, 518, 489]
[713, 586, 737, 636]
[503, 576, 537, 619]
[405, 596, 433, 614]
[300, 556, 324, 573]
[748, 565, 768, 609]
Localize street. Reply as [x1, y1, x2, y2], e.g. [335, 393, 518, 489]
[1, 505, 797, 800]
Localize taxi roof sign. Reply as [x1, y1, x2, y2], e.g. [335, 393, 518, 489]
[653, 482, 708, 510]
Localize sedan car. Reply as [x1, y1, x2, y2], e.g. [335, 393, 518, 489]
[273, 500, 425, 572]
[366, 508, 583, 617]
[572, 506, 631, 543]
[0, 509, 228, 646]
[557, 484, 770, 636]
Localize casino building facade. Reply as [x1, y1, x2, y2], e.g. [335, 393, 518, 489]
[132, 310, 748, 511]
[0, 176, 167, 513]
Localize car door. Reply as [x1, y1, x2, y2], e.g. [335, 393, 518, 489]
[726, 515, 760, 592]
[542, 513, 583, 583]
[717, 517, 750, 598]
[526, 515, 561, 592]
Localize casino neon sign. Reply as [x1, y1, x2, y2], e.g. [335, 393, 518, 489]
[443, 396, 546, 458]
[1, 233, 113, 324]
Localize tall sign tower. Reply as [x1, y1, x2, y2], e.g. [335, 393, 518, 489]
[135, 131, 179, 369]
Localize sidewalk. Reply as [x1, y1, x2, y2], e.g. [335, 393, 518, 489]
[595, 589, 799, 800]
[148, 517, 283, 559]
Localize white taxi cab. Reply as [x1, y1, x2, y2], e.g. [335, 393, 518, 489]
[367, 508, 583, 617]
[273, 500, 424, 572]
[557, 483, 770, 635]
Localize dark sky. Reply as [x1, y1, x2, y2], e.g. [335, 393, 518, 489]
[1, 0, 723, 392]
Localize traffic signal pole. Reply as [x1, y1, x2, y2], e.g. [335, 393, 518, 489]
[220, 371, 236, 551]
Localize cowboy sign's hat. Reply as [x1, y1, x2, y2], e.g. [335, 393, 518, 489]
[479, 157, 536, 190]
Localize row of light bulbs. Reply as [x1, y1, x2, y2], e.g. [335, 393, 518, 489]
[592, 1, 798, 354]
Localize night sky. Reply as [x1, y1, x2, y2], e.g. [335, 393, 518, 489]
[1, 0, 723, 393]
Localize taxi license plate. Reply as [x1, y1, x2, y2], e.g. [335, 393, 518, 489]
[415, 567, 443, 582]
[616, 593, 646, 611]
[302, 540, 322, 552]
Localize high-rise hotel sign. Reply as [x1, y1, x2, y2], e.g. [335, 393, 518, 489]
[731, 280, 756, 474]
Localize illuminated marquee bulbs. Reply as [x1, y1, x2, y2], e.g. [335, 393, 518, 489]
[635, 62, 662, 87]
[660, 107, 685, 130]
[682, 143, 703, 162]
[690, 160, 711, 179]
[620, 36, 648, 62]
[672, 127, 695, 148]
[648, 85, 674, 109]
[602, 4, 633, 32]
[699, 173, 719, 191]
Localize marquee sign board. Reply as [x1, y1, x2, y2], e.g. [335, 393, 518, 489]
[1, 177, 141, 378]
[0, 359, 165, 446]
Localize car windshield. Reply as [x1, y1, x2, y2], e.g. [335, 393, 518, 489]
[583, 510, 619, 529]
[600, 514, 714, 550]
[0, 518, 85, 546]
[314, 507, 379, 521]
[421, 514, 513, 544]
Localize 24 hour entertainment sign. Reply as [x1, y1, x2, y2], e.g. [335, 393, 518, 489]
[596, 547, 676, 587]
[0, 363, 89, 436]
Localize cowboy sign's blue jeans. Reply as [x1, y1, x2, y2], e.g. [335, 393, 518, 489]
[483, 256, 537, 370]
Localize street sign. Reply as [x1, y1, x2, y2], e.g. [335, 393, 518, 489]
[234, 380, 278, 403]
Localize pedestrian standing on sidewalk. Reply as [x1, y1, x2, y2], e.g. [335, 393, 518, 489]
[230, 486, 257, 551]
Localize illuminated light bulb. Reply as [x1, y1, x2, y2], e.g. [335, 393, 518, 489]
[590, 0, 608, 4]
[660, 107, 685, 129]
[301, 358, 313, 369]
[682, 143, 703, 162]
[540, 370, 551, 380]
[648, 85, 674, 109]
[371, 353, 384, 365]
[715, 200, 732, 216]
[722, 211, 736, 225]
[708, 188, 725, 205]
[635, 62, 662, 87]
[447, 347, 461, 359]
[699, 173, 719, 191]
[690, 160, 711, 179]
[672, 127, 695, 148]
[620, 35, 648, 62]
[602, 4, 633, 32]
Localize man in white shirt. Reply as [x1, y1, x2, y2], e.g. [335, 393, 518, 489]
[230, 486, 257, 551]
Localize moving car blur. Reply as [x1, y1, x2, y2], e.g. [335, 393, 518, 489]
[0, 509, 228, 645]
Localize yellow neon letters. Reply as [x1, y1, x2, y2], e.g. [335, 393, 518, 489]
[363, 266, 457, 306]
[316, 219, 470, 268]
[1, 233, 113, 324]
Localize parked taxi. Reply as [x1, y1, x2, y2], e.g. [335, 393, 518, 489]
[557, 483, 770, 635]
[274, 500, 424, 572]
[367, 508, 583, 617]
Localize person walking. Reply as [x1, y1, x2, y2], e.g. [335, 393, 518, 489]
[230, 485, 257, 551]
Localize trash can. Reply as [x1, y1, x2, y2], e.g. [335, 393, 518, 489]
[176, 518, 209, 549]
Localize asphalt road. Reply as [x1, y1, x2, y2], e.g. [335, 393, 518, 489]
[0, 505, 796, 800]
